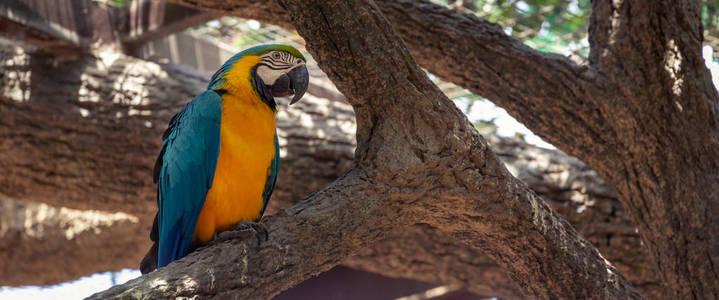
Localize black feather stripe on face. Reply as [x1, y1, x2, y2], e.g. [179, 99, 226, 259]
[251, 66, 277, 111]
[257, 62, 291, 70]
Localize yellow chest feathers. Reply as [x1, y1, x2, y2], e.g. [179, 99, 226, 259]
[194, 55, 277, 243]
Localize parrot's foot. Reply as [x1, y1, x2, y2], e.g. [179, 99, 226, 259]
[213, 221, 269, 246]
[249, 221, 269, 242]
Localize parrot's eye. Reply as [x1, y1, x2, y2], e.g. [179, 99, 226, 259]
[296, 59, 303, 64]
[272, 52, 281, 59]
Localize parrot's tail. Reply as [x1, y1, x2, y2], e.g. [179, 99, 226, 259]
[139, 242, 158, 274]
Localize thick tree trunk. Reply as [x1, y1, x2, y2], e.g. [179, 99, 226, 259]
[587, 2, 719, 298]
[88, 0, 643, 299]
[166, 0, 719, 298]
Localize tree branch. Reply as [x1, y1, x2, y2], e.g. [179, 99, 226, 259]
[376, 0, 618, 169]
[349, 135, 663, 299]
[284, 3, 640, 297]
[89, 170, 413, 299]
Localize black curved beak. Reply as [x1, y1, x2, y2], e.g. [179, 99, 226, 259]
[269, 65, 309, 105]
[288, 65, 309, 105]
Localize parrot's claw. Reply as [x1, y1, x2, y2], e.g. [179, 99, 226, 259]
[251, 222, 269, 242]
[213, 226, 255, 244]
[213, 221, 269, 247]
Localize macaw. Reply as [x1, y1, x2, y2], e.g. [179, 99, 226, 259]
[139, 44, 309, 274]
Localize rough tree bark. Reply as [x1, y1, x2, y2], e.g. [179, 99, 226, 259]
[586, 3, 719, 299]
[164, 0, 719, 298]
[89, 0, 642, 299]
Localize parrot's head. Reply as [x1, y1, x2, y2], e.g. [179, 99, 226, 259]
[208, 44, 309, 109]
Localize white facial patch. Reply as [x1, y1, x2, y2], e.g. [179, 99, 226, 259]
[256, 65, 289, 85]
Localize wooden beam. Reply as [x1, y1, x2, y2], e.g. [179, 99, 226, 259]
[0, 0, 216, 56]
[121, 0, 218, 47]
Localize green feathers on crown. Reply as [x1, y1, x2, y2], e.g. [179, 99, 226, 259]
[242, 44, 306, 61]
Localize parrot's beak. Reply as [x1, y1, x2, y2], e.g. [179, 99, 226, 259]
[269, 65, 309, 105]
[288, 65, 309, 105]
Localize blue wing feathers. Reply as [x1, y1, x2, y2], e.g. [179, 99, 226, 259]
[259, 134, 280, 218]
[156, 90, 222, 268]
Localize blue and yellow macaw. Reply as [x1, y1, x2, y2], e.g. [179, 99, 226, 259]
[139, 44, 309, 274]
